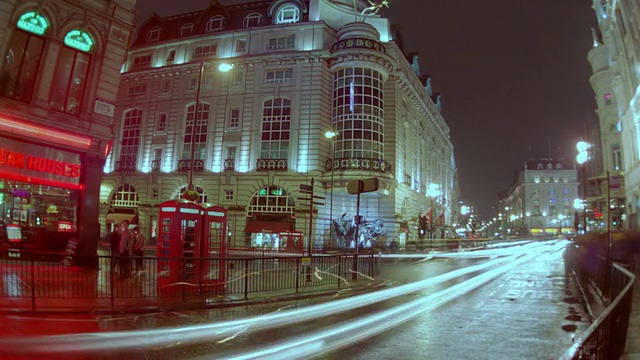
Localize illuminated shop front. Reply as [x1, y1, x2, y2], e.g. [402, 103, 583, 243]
[0, 135, 83, 251]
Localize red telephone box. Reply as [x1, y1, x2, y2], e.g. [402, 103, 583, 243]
[200, 204, 227, 293]
[279, 231, 304, 252]
[157, 199, 203, 295]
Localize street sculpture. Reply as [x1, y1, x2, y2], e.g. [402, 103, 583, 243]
[332, 212, 386, 248]
[361, 0, 389, 18]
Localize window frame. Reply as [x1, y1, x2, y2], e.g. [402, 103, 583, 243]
[243, 13, 263, 28]
[147, 27, 160, 42]
[275, 5, 301, 24]
[206, 16, 225, 32]
[179, 23, 194, 38]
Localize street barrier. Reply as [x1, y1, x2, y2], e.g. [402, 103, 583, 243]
[0, 251, 379, 312]
[560, 242, 636, 360]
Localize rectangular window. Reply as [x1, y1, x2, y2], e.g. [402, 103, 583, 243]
[160, 80, 172, 95]
[1, 29, 44, 103]
[49, 47, 90, 115]
[166, 50, 176, 63]
[267, 35, 295, 50]
[153, 148, 163, 161]
[228, 108, 240, 128]
[264, 69, 293, 84]
[132, 54, 152, 69]
[127, 84, 147, 97]
[225, 190, 234, 200]
[156, 113, 167, 132]
[236, 40, 247, 53]
[120, 109, 143, 165]
[194, 44, 217, 59]
[152, 188, 159, 199]
[226, 145, 237, 160]
[232, 72, 243, 87]
[612, 144, 622, 171]
[188, 77, 211, 91]
[188, 78, 198, 91]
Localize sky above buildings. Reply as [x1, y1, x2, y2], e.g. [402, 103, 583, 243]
[134, 0, 599, 218]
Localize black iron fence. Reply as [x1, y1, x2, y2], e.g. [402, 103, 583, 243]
[560, 241, 636, 360]
[0, 250, 379, 311]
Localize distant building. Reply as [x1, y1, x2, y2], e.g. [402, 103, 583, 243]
[501, 159, 579, 237]
[0, 0, 136, 255]
[588, 0, 638, 230]
[101, 0, 458, 250]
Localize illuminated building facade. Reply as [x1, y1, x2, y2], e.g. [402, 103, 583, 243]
[101, 0, 458, 250]
[501, 159, 579, 237]
[0, 0, 136, 256]
[589, 0, 638, 230]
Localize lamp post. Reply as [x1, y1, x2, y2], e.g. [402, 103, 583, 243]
[427, 184, 440, 239]
[325, 131, 338, 247]
[576, 140, 591, 234]
[187, 59, 234, 191]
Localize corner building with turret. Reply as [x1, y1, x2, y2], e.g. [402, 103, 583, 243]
[101, 0, 458, 250]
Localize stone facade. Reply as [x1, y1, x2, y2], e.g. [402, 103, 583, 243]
[501, 159, 579, 237]
[101, 0, 458, 250]
[589, 0, 640, 229]
[0, 0, 136, 256]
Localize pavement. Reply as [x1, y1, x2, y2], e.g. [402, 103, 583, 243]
[621, 253, 640, 360]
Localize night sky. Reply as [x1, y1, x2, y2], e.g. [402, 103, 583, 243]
[134, 0, 599, 218]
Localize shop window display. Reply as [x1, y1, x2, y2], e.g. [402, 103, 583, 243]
[0, 180, 79, 251]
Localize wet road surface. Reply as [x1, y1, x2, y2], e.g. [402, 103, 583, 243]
[0, 241, 588, 359]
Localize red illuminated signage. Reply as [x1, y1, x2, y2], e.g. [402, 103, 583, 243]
[0, 148, 81, 178]
[57, 221, 74, 233]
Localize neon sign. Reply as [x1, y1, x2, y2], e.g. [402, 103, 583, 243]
[64, 30, 94, 52]
[17, 12, 48, 35]
[0, 148, 81, 178]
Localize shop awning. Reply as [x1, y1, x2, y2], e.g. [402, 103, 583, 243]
[106, 213, 138, 224]
[246, 221, 292, 234]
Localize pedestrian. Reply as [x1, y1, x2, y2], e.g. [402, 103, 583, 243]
[132, 226, 145, 274]
[118, 220, 133, 279]
[389, 238, 398, 253]
[109, 225, 121, 273]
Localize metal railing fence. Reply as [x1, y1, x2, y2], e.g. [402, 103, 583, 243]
[0, 251, 378, 311]
[560, 244, 636, 360]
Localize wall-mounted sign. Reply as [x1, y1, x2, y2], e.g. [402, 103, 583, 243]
[94, 98, 115, 117]
[17, 12, 48, 35]
[64, 29, 93, 52]
[0, 136, 82, 189]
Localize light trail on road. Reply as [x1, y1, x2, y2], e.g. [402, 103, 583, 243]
[0, 241, 561, 357]
[207, 241, 568, 360]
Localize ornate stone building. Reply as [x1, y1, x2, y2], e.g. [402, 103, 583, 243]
[0, 0, 136, 257]
[589, 0, 639, 229]
[101, 0, 458, 250]
[501, 159, 579, 237]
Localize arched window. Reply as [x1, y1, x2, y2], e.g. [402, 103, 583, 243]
[49, 29, 93, 115]
[179, 23, 194, 38]
[175, 186, 208, 203]
[111, 184, 140, 208]
[206, 16, 225, 32]
[248, 186, 295, 214]
[118, 109, 143, 170]
[243, 13, 263, 28]
[260, 98, 291, 159]
[182, 103, 209, 160]
[275, 5, 300, 24]
[147, 26, 160, 42]
[1, 12, 48, 102]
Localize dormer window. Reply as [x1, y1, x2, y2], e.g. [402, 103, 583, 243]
[243, 13, 263, 28]
[546, 163, 553, 170]
[147, 27, 160, 42]
[179, 23, 194, 38]
[275, 5, 300, 24]
[206, 16, 224, 32]
[555, 163, 562, 169]
[537, 164, 543, 170]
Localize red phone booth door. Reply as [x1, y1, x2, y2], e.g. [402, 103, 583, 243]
[201, 206, 226, 293]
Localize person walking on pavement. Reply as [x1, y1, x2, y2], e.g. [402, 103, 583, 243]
[132, 226, 145, 275]
[118, 220, 133, 279]
[109, 225, 121, 273]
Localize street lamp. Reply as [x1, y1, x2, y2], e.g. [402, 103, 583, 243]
[427, 184, 440, 239]
[187, 59, 234, 191]
[576, 140, 591, 234]
[325, 130, 338, 246]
